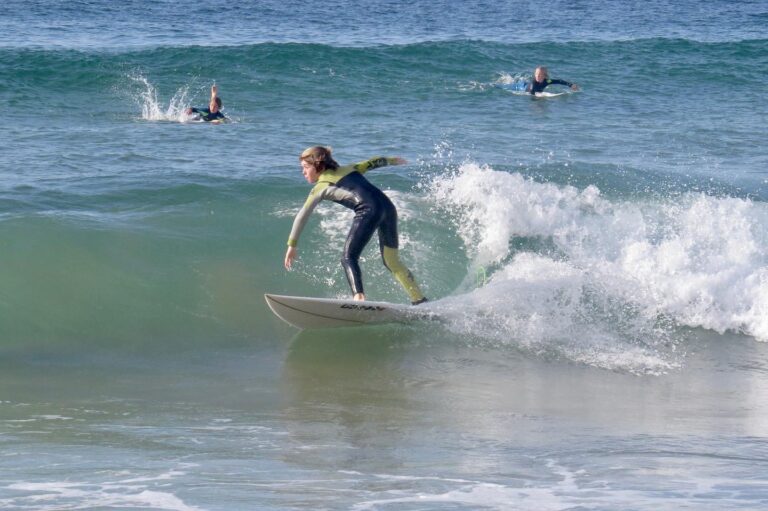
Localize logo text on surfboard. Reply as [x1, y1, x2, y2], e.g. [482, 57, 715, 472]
[340, 304, 386, 311]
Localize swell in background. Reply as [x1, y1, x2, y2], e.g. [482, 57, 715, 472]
[4, 38, 767, 189]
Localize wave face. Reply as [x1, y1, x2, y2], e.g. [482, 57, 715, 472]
[2, 161, 767, 375]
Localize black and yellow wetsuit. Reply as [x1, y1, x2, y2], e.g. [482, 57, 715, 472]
[527, 78, 573, 94]
[287, 157, 426, 304]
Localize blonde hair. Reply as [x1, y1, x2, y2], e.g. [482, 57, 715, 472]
[299, 146, 339, 171]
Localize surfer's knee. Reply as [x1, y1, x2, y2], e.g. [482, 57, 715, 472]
[341, 253, 358, 268]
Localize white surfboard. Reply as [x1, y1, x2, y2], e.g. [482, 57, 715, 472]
[264, 293, 436, 330]
[534, 91, 567, 98]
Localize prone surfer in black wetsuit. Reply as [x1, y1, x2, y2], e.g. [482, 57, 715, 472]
[284, 146, 428, 305]
[185, 84, 226, 122]
[527, 66, 580, 95]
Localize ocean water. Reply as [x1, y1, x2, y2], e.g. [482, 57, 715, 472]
[2, 0, 768, 509]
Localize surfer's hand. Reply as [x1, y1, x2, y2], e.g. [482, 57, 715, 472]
[284, 246, 297, 270]
[392, 157, 407, 165]
[571, 84, 580, 91]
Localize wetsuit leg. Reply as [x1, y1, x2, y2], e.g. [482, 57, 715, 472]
[341, 208, 381, 296]
[377, 203, 427, 303]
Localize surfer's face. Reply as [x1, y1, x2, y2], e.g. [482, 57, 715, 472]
[301, 160, 320, 183]
[534, 67, 547, 81]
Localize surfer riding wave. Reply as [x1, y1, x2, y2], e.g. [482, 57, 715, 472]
[284, 146, 428, 305]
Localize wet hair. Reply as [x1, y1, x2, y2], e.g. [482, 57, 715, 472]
[534, 66, 549, 79]
[213, 97, 222, 108]
[299, 146, 339, 172]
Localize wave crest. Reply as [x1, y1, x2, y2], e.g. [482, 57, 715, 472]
[427, 163, 768, 364]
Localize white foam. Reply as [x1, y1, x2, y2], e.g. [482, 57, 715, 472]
[350, 456, 766, 511]
[352, 474, 755, 511]
[355, 482, 570, 511]
[492, 71, 531, 95]
[350, 460, 594, 511]
[426, 163, 768, 370]
[31, 415, 73, 421]
[127, 73, 194, 122]
[3, 470, 204, 511]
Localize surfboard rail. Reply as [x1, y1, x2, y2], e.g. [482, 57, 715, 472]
[264, 293, 436, 330]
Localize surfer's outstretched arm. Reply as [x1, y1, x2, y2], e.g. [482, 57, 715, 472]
[209, 84, 221, 113]
[548, 79, 579, 91]
[352, 157, 407, 174]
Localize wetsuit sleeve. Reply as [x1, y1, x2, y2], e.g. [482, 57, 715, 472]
[351, 157, 399, 174]
[548, 79, 573, 87]
[189, 107, 200, 113]
[287, 184, 326, 247]
[529, 78, 573, 94]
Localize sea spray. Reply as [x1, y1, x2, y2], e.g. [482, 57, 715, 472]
[127, 73, 193, 122]
[427, 163, 768, 348]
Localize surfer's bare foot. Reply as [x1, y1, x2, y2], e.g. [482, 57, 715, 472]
[353, 293, 366, 301]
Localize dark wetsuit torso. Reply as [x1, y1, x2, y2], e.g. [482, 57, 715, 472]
[189, 107, 225, 122]
[527, 78, 573, 94]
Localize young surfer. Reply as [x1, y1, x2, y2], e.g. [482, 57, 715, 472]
[284, 146, 428, 305]
[527, 66, 580, 94]
[185, 84, 226, 122]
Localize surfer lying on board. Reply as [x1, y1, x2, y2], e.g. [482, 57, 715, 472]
[185, 84, 226, 122]
[527, 66, 580, 94]
[284, 146, 428, 305]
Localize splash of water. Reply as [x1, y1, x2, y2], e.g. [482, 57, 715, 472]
[424, 162, 768, 372]
[128, 73, 194, 122]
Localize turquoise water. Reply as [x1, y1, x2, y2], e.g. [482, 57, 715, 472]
[2, 1, 768, 509]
